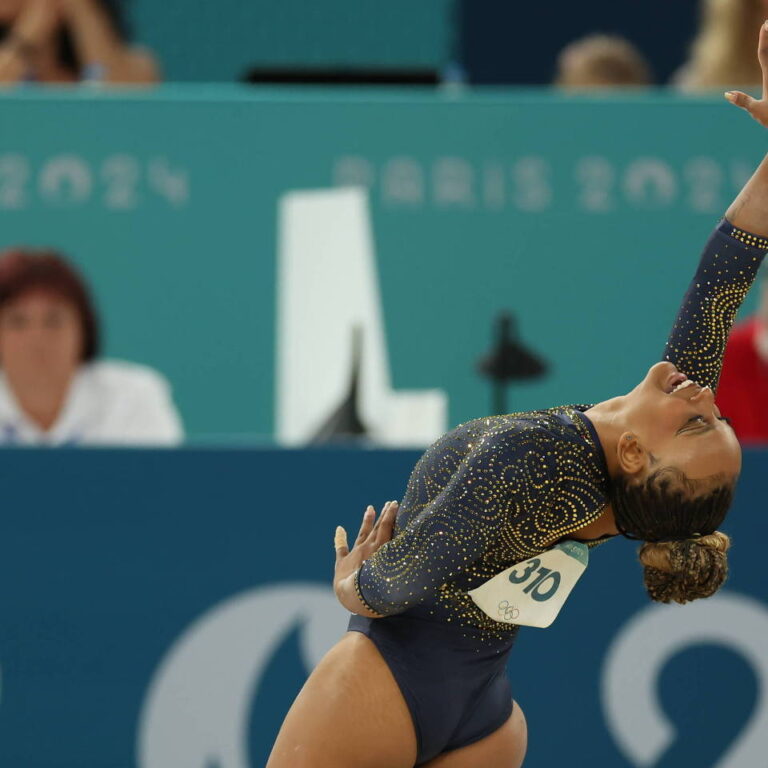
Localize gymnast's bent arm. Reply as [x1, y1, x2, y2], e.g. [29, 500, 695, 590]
[349, 433, 576, 617]
[351, 448, 506, 617]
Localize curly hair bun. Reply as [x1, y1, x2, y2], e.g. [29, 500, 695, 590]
[638, 531, 731, 604]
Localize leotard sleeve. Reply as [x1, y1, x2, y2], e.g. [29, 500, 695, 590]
[663, 219, 768, 391]
[354, 443, 506, 617]
[354, 419, 606, 617]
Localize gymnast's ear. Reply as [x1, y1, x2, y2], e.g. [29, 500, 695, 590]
[616, 432, 648, 476]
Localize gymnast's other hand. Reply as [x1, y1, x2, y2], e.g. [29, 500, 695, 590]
[333, 500, 398, 616]
[725, 21, 768, 127]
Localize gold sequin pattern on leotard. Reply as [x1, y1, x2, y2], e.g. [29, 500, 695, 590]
[358, 406, 610, 645]
[664, 236, 763, 391]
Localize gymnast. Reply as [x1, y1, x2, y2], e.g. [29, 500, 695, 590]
[268, 24, 768, 768]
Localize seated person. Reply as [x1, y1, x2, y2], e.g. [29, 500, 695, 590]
[0, 248, 183, 445]
[554, 34, 652, 89]
[716, 265, 768, 445]
[0, 0, 158, 84]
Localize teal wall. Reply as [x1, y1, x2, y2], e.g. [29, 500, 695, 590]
[0, 446, 766, 766]
[129, 0, 456, 81]
[0, 88, 762, 441]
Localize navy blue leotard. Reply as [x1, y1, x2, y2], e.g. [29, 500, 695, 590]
[348, 219, 768, 765]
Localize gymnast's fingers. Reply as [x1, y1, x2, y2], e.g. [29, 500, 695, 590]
[355, 505, 376, 546]
[724, 90, 757, 114]
[334, 526, 349, 563]
[375, 501, 398, 546]
[368, 500, 391, 540]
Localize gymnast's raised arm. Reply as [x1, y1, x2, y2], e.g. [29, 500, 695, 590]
[661, 214, 768, 392]
[662, 34, 768, 391]
[723, 23, 768, 237]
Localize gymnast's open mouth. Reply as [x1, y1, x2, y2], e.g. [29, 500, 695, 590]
[664, 371, 705, 399]
[664, 368, 687, 394]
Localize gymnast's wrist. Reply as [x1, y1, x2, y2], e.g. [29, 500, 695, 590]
[335, 571, 383, 618]
[720, 218, 768, 251]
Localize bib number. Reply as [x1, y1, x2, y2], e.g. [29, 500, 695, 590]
[507, 559, 562, 601]
[468, 541, 589, 629]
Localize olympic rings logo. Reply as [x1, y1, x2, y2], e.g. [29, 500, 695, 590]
[498, 600, 519, 622]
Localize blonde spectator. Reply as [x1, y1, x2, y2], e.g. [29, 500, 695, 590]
[0, 248, 183, 446]
[677, 0, 765, 90]
[0, 0, 159, 84]
[555, 34, 652, 89]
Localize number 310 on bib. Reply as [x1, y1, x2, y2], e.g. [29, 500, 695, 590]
[468, 541, 589, 628]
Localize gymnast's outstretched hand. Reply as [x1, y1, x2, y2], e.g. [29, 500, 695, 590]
[333, 500, 398, 616]
[725, 21, 768, 126]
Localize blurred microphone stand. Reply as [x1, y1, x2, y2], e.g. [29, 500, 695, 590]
[477, 311, 548, 416]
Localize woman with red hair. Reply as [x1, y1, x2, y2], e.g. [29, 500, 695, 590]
[0, 248, 182, 445]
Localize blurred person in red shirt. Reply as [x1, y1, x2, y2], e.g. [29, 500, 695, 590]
[716, 266, 768, 444]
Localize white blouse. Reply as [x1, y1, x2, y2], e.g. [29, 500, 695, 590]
[0, 360, 184, 446]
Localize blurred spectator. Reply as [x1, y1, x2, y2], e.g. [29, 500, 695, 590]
[716, 267, 768, 445]
[0, 0, 158, 84]
[675, 0, 763, 90]
[0, 249, 183, 445]
[554, 34, 652, 89]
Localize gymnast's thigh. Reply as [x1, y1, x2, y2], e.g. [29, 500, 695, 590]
[267, 631, 418, 768]
[422, 701, 528, 768]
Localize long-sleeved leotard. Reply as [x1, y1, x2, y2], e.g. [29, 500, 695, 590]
[664, 221, 768, 391]
[353, 220, 767, 649]
[355, 405, 609, 645]
[348, 219, 768, 765]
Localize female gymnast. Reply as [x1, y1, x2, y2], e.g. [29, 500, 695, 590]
[268, 25, 768, 768]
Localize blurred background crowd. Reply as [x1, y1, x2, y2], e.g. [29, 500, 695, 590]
[0, 0, 765, 90]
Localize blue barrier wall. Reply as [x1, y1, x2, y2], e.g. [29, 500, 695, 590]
[0, 447, 765, 767]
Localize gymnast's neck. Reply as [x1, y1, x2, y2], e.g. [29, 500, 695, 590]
[582, 397, 626, 478]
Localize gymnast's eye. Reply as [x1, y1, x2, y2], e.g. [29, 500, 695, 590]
[678, 415, 707, 434]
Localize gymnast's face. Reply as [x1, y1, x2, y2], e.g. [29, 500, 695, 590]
[619, 362, 741, 482]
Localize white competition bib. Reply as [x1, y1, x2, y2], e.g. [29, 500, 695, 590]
[468, 541, 589, 628]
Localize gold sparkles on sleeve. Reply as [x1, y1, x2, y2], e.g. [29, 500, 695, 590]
[663, 219, 767, 391]
[356, 443, 506, 617]
[355, 410, 609, 620]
